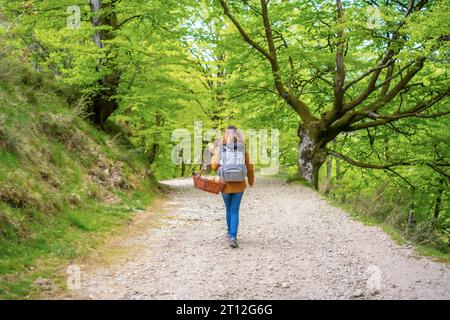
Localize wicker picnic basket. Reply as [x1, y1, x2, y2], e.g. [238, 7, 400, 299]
[193, 165, 225, 194]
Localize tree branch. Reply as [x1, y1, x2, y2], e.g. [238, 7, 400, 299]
[219, 0, 272, 61]
[344, 59, 420, 111]
[344, 87, 450, 131]
[343, 61, 393, 92]
[117, 15, 142, 29]
[427, 163, 450, 181]
[387, 168, 416, 189]
[343, 1, 427, 105]
[328, 150, 413, 169]
[330, 0, 346, 119]
[331, 57, 428, 130]
[219, 0, 316, 122]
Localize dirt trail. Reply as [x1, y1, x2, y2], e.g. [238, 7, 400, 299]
[74, 178, 450, 300]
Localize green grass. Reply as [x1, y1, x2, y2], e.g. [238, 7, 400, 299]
[415, 245, 450, 263]
[0, 151, 19, 169]
[0, 173, 159, 300]
[283, 175, 315, 189]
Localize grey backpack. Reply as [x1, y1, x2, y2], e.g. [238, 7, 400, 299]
[219, 142, 247, 182]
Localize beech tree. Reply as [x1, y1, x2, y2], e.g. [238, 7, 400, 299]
[217, 0, 449, 188]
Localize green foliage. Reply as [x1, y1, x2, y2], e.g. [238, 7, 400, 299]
[0, 59, 159, 299]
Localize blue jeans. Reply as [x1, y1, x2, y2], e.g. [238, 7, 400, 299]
[221, 192, 244, 239]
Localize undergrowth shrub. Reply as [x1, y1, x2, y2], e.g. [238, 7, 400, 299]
[38, 113, 86, 152]
[0, 183, 60, 215]
[0, 121, 19, 155]
[0, 210, 28, 240]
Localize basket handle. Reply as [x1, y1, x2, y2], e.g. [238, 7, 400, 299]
[198, 163, 208, 176]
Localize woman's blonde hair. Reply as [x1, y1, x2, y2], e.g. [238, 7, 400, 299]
[221, 125, 245, 145]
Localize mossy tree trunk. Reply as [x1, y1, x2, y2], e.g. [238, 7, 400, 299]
[298, 124, 328, 189]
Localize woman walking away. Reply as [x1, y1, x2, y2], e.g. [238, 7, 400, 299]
[212, 126, 254, 248]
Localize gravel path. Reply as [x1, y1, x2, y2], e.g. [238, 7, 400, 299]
[76, 178, 450, 300]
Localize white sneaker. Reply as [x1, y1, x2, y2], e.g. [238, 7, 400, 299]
[229, 238, 239, 248]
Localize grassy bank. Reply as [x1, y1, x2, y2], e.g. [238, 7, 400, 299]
[0, 61, 160, 299]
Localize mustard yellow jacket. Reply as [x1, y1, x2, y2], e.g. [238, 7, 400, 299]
[211, 150, 255, 194]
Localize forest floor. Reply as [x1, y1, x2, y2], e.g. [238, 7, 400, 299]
[67, 177, 450, 300]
